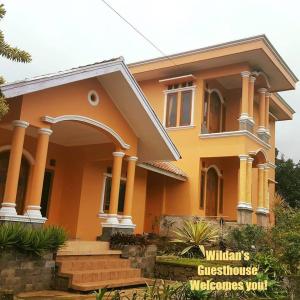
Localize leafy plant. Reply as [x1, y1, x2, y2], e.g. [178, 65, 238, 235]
[0, 223, 67, 255]
[226, 224, 269, 253]
[172, 220, 219, 256]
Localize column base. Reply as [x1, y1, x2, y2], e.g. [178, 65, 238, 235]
[256, 208, 269, 227]
[257, 128, 270, 144]
[237, 203, 253, 224]
[119, 215, 134, 226]
[0, 202, 17, 217]
[239, 116, 254, 133]
[98, 223, 136, 241]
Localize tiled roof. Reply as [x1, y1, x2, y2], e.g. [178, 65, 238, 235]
[142, 161, 187, 179]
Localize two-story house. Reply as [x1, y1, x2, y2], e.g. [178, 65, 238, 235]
[129, 35, 297, 230]
[0, 35, 297, 240]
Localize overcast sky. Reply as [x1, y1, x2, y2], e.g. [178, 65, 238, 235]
[1, 0, 299, 162]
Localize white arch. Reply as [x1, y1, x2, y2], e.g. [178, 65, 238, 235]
[249, 148, 268, 163]
[0, 145, 35, 165]
[206, 88, 225, 104]
[41, 115, 130, 150]
[206, 164, 223, 177]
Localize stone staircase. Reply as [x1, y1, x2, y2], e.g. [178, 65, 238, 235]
[55, 241, 148, 291]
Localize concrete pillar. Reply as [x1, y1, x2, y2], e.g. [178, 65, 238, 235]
[264, 166, 270, 211]
[120, 156, 138, 227]
[25, 128, 52, 220]
[106, 151, 125, 224]
[248, 76, 256, 120]
[246, 157, 254, 206]
[256, 164, 268, 226]
[237, 155, 252, 224]
[0, 120, 29, 218]
[265, 92, 270, 134]
[240, 71, 251, 119]
[258, 88, 267, 134]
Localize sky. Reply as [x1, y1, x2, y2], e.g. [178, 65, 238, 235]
[1, 0, 300, 162]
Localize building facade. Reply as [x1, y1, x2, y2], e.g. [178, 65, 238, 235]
[0, 36, 297, 240]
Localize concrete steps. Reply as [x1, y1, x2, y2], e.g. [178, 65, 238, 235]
[56, 241, 147, 291]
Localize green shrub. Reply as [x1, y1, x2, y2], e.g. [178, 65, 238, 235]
[226, 225, 269, 252]
[0, 223, 67, 255]
[109, 232, 149, 250]
[272, 204, 300, 274]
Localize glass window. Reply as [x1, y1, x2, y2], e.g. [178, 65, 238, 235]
[103, 176, 126, 213]
[180, 90, 192, 126]
[166, 93, 178, 127]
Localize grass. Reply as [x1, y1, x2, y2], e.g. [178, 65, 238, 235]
[156, 255, 232, 267]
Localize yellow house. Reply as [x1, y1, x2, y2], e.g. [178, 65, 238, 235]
[0, 35, 297, 240]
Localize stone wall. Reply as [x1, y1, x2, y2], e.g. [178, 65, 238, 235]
[0, 249, 55, 293]
[155, 262, 197, 281]
[121, 244, 157, 278]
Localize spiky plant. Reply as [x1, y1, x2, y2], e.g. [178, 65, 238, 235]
[172, 220, 219, 256]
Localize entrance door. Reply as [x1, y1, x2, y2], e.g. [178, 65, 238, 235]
[40, 170, 54, 217]
[209, 92, 222, 133]
[205, 168, 219, 218]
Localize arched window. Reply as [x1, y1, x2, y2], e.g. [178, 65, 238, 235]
[200, 165, 224, 218]
[202, 89, 226, 133]
[0, 151, 30, 215]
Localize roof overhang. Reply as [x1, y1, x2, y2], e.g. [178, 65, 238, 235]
[0, 58, 181, 161]
[270, 92, 295, 121]
[129, 35, 298, 93]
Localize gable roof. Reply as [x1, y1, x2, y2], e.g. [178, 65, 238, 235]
[0, 58, 181, 161]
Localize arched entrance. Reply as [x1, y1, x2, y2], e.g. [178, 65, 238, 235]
[205, 167, 219, 217]
[0, 151, 30, 215]
[209, 91, 222, 133]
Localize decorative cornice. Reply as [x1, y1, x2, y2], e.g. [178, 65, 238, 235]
[250, 76, 256, 83]
[239, 155, 249, 161]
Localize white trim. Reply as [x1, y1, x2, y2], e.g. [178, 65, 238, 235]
[241, 71, 251, 78]
[0, 145, 35, 165]
[0, 202, 17, 217]
[237, 202, 253, 211]
[42, 115, 130, 150]
[206, 165, 223, 178]
[25, 205, 43, 219]
[126, 156, 138, 162]
[199, 130, 271, 150]
[258, 88, 268, 94]
[256, 207, 269, 215]
[137, 163, 187, 181]
[87, 90, 100, 106]
[239, 154, 249, 161]
[12, 120, 29, 128]
[112, 151, 125, 158]
[163, 86, 196, 128]
[249, 148, 268, 162]
[206, 88, 225, 104]
[166, 125, 195, 131]
[38, 128, 53, 136]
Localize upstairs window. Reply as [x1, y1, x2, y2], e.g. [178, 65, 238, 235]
[202, 89, 226, 133]
[164, 81, 195, 128]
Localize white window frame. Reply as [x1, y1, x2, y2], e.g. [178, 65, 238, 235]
[99, 172, 127, 215]
[163, 85, 196, 129]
